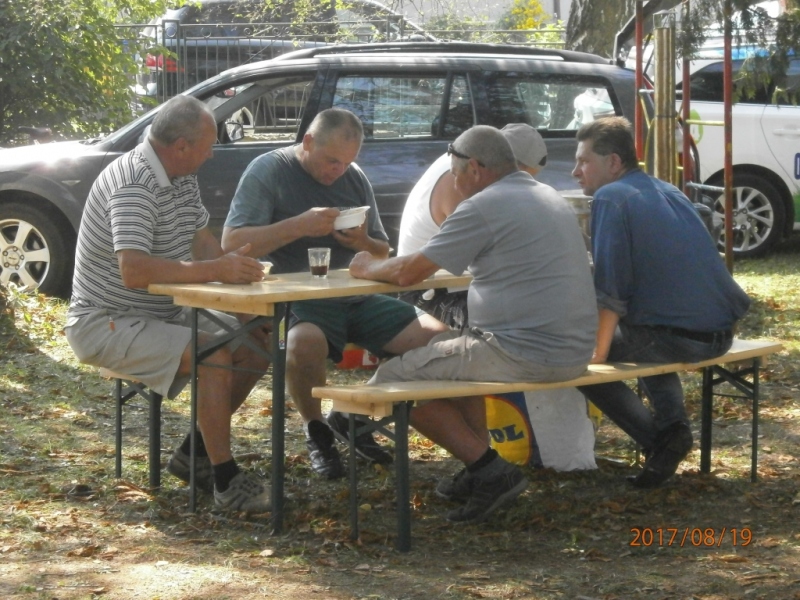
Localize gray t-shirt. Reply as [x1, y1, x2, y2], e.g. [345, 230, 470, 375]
[420, 171, 597, 367]
[225, 145, 387, 274]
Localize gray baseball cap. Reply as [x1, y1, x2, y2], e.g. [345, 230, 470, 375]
[501, 123, 548, 168]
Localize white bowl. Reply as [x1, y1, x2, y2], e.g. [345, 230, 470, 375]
[334, 206, 369, 230]
[260, 261, 273, 274]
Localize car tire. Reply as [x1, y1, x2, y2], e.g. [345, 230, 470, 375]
[711, 173, 786, 259]
[0, 202, 74, 298]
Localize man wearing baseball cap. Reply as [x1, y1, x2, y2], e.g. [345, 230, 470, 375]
[397, 123, 549, 329]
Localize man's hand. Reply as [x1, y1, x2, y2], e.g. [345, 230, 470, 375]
[349, 250, 376, 279]
[332, 221, 371, 252]
[298, 207, 339, 238]
[236, 313, 273, 344]
[215, 244, 265, 284]
[589, 350, 608, 364]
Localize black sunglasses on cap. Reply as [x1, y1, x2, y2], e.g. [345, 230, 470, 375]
[447, 143, 484, 167]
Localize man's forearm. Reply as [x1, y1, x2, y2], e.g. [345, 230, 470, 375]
[362, 236, 391, 258]
[350, 251, 438, 286]
[592, 308, 620, 363]
[222, 221, 303, 258]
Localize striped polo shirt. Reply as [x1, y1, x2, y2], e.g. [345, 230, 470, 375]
[68, 138, 209, 321]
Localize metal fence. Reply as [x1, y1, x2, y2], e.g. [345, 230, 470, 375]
[117, 19, 567, 106]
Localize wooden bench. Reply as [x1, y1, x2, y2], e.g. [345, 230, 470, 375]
[312, 338, 782, 552]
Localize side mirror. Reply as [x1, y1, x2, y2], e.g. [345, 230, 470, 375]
[224, 122, 244, 143]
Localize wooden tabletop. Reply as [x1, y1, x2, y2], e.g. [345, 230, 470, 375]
[149, 269, 472, 316]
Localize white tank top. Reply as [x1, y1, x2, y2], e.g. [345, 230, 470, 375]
[397, 154, 452, 256]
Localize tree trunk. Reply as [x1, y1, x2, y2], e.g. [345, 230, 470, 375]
[565, 0, 635, 56]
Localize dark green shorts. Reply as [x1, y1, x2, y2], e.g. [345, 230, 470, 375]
[289, 295, 422, 363]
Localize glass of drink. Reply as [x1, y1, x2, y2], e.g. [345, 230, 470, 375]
[308, 247, 331, 278]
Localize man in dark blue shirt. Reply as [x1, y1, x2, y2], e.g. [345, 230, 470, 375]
[572, 117, 751, 488]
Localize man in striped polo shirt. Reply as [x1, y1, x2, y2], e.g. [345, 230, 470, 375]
[65, 96, 271, 513]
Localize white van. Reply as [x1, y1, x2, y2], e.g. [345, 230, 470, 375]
[682, 47, 800, 257]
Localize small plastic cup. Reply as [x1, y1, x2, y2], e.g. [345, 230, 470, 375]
[308, 247, 331, 278]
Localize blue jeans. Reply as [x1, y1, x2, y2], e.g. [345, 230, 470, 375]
[578, 323, 733, 450]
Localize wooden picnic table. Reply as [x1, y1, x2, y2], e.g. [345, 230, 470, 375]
[149, 268, 472, 532]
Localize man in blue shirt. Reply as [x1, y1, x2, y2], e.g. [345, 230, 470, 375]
[572, 117, 751, 488]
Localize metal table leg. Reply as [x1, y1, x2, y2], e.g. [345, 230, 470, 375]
[189, 308, 199, 512]
[270, 303, 287, 534]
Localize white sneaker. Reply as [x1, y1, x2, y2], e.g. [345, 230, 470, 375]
[214, 472, 270, 513]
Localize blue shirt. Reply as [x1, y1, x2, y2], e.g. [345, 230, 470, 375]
[591, 169, 750, 331]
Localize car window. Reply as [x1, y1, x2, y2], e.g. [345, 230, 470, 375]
[331, 74, 469, 139]
[212, 75, 316, 143]
[685, 59, 800, 105]
[482, 72, 618, 131]
[686, 60, 770, 103]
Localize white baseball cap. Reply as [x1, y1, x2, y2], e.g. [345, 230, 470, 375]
[501, 123, 548, 169]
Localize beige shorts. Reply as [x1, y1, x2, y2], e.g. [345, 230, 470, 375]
[370, 329, 588, 385]
[65, 307, 243, 399]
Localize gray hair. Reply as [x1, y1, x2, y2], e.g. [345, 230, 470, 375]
[149, 96, 215, 145]
[451, 125, 517, 175]
[306, 108, 364, 147]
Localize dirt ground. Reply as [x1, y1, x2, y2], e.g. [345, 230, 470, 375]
[2, 248, 800, 600]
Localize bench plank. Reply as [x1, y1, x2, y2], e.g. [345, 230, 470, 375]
[313, 339, 782, 415]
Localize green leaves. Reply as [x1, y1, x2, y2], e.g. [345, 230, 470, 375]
[0, 0, 168, 145]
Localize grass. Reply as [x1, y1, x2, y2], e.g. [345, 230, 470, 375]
[1, 239, 800, 599]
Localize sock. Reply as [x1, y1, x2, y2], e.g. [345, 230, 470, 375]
[466, 447, 499, 474]
[213, 459, 241, 493]
[179, 430, 208, 458]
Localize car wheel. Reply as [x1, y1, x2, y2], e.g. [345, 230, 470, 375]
[0, 202, 74, 298]
[711, 173, 786, 258]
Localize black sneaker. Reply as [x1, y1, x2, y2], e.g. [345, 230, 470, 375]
[327, 411, 393, 465]
[435, 467, 473, 503]
[446, 459, 528, 523]
[166, 447, 214, 493]
[628, 422, 693, 488]
[306, 419, 345, 479]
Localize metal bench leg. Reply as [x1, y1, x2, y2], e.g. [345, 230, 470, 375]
[113, 377, 163, 490]
[701, 359, 761, 482]
[115, 378, 123, 478]
[149, 391, 163, 489]
[700, 366, 714, 473]
[394, 402, 411, 553]
[750, 358, 760, 483]
[348, 414, 360, 542]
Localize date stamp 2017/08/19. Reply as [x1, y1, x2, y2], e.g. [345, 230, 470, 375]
[630, 527, 753, 548]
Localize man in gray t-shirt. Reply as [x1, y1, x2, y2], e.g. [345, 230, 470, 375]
[350, 125, 597, 523]
[222, 108, 448, 480]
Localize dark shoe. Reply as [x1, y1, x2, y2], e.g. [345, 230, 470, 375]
[306, 420, 345, 479]
[446, 459, 528, 523]
[166, 447, 214, 493]
[629, 422, 693, 489]
[435, 467, 474, 503]
[327, 411, 393, 465]
[214, 472, 270, 513]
